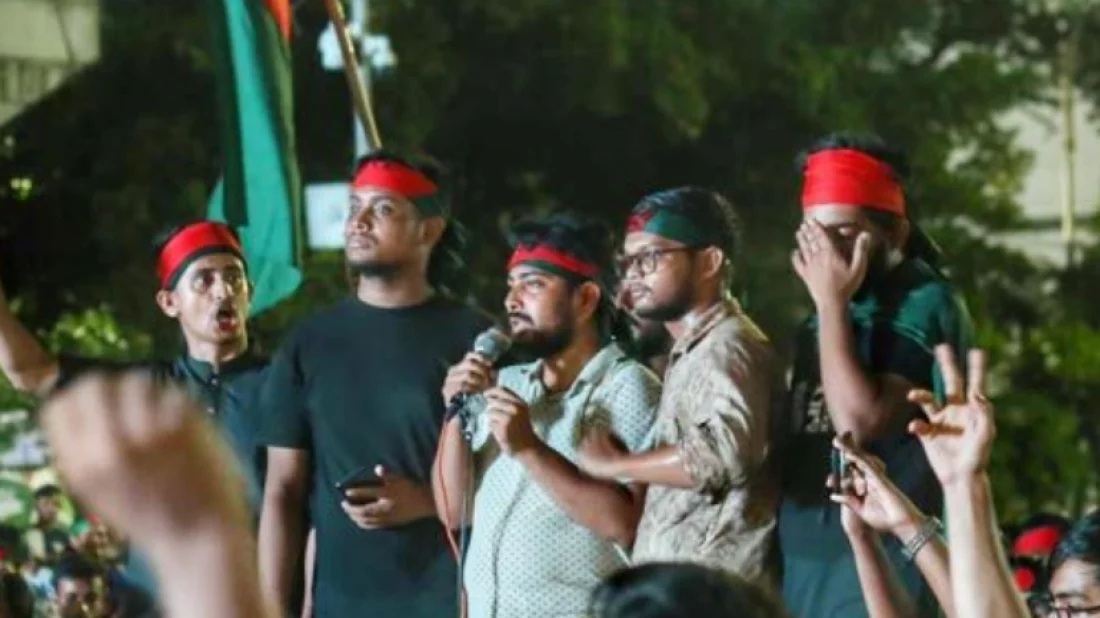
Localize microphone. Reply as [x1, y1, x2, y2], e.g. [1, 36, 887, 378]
[445, 327, 512, 436]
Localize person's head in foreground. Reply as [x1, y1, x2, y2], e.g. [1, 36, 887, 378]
[589, 563, 790, 618]
[1041, 510, 1100, 617]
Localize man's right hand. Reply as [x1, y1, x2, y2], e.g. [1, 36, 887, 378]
[441, 352, 495, 403]
[41, 372, 246, 553]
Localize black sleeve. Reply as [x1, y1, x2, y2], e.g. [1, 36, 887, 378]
[256, 336, 311, 450]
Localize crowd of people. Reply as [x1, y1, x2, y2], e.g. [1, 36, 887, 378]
[0, 133, 1095, 618]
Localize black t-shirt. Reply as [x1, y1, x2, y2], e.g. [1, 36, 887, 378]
[258, 295, 491, 618]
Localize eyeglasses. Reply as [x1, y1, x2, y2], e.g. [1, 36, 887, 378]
[1033, 593, 1100, 617]
[615, 246, 700, 277]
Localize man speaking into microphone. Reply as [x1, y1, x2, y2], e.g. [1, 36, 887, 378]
[432, 213, 660, 618]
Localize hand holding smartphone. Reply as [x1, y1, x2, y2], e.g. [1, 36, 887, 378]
[335, 467, 384, 505]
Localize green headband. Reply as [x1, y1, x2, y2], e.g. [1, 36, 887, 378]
[625, 208, 713, 246]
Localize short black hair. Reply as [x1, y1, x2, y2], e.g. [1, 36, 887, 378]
[52, 551, 102, 589]
[352, 150, 467, 293]
[1019, 512, 1073, 536]
[1050, 510, 1100, 578]
[796, 132, 911, 182]
[0, 571, 34, 618]
[33, 485, 61, 500]
[507, 212, 630, 346]
[590, 563, 790, 618]
[630, 186, 741, 287]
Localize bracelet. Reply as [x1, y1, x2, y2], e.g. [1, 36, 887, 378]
[901, 516, 942, 562]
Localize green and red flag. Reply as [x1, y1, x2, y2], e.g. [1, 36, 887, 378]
[206, 0, 302, 316]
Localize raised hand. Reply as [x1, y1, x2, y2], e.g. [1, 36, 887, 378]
[907, 345, 995, 487]
[829, 435, 928, 540]
[791, 219, 871, 307]
[40, 372, 247, 553]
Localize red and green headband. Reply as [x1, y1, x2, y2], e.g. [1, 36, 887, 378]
[801, 148, 906, 216]
[507, 244, 598, 280]
[156, 221, 244, 289]
[352, 160, 444, 216]
[625, 208, 713, 247]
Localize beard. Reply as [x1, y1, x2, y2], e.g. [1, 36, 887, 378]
[854, 243, 896, 297]
[633, 281, 694, 323]
[632, 319, 672, 359]
[512, 322, 574, 360]
[347, 258, 401, 279]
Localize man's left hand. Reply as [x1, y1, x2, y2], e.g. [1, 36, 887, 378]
[484, 387, 539, 456]
[578, 428, 628, 479]
[341, 465, 435, 530]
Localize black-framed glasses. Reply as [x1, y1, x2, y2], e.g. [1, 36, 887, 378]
[1032, 593, 1100, 617]
[615, 246, 701, 277]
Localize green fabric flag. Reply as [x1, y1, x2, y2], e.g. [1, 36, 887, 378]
[206, 0, 303, 316]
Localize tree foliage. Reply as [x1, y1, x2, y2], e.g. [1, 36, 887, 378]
[0, 0, 1096, 516]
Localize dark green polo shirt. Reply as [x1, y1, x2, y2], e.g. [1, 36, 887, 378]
[55, 351, 269, 600]
[779, 259, 972, 618]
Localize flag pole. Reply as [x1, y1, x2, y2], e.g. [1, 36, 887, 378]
[321, 0, 383, 150]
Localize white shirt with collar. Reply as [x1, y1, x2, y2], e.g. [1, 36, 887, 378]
[464, 342, 661, 618]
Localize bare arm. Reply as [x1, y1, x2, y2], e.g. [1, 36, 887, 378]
[586, 445, 694, 489]
[431, 417, 475, 528]
[817, 302, 914, 443]
[847, 529, 918, 618]
[299, 528, 315, 618]
[150, 525, 274, 618]
[833, 435, 956, 617]
[0, 287, 58, 396]
[42, 372, 276, 618]
[516, 441, 645, 546]
[259, 446, 310, 614]
[944, 476, 1028, 618]
[892, 521, 955, 618]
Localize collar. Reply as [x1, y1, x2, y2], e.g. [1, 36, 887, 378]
[177, 348, 264, 384]
[515, 343, 629, 399]
[669, 299, 742, 363]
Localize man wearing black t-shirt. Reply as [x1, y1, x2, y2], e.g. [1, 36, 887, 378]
[258, 151, 490, 617]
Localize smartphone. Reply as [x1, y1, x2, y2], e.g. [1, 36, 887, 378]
[335, 468, 383, 505]
[829, 446, 850, 486]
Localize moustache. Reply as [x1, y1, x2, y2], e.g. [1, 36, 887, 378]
[507, 313, 533, 325]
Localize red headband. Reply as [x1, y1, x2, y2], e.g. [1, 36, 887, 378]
[508, 245, 599, 279]
[1013, 566, 1037, 591]
[801, 148, 906, 216]
[1013, 525, 1064, 556]
[352, 161, 438, 198]
[156, 222, 243, 288]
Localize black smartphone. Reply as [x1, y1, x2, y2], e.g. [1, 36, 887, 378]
[829, 446, 850, 486]
[335, 468, 383, 505]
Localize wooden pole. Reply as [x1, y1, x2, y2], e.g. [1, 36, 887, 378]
[321, 0, 383, 150]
